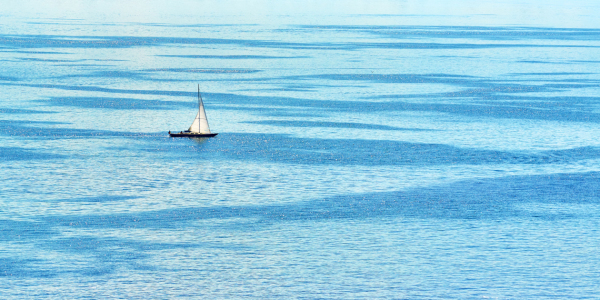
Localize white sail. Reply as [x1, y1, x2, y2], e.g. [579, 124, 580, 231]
[188, 95, 211, 133]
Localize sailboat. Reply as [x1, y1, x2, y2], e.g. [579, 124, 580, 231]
[169, 85, 218, 138]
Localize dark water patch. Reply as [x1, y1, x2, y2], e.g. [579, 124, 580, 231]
[0, 121, 143, 138]
[435, 55, 479, 58]
[37, 233, 239, 275]
[0, 219, 58, 242]
[571, 60, 600, 64]
[0, 119, 66, 125]
[50, 195, 142, 203]
[258, 110, 327, 118]
[55, 70, 201, 81]
[51, 236, 198, 253]
[88, 58, 128, 62]
[388, 94, 600, 108]
[4, 235, 190, 277]
[490, 95, 600, 105]
[400, 100, 599, 122]
[143, 68, 260, 74]
[439, 83, 595, 97]
[12, 50, 71, 54]
[239, 81, 338, 90]
[4, 81, 598, 123]
[26, 21, 84, 25]
[473, 98, 600, 110]
[0, 82, 197, 97]
[508, 72, 595, 76]
[332, 74, 597, 97]
[228, 90, 600, 123]
[518, 60, 567, 64]
[57, 70, 145, 79]
[0, 34, 148, 49]
[545, 147, 600, 162]
[17, 57, 83, 63]
[7, 171, 589, 279]
[352, 42, 595, 50]
[358, 97, 600, 123]
[473, 100, 576, 110]
[47, 236, 160, 273]
[139, 23, 254, 28]
[5, 80, 599, 123]
[156, 133, 600, 166]
[0, 83, 303, 106]
[261, 86, 316, 92]
[41, 96, 191, 110]
[0, 108, 53, 114]
[295, 171, 600, 221]
[0, 257, 57, 278]
[0, 146, 65, 161]
[298, 25, 600, 41]
[0, 50, 70, 54]
[245, 120, 435, 131]
[296, 73, 572, 92]
[298, 73, 483, 86]
[1, 34, 594, 51]
[0, 71, 576, 98]
[221, 72, 485, 86]
[54, 63, 119, 67]
[45, 172, 600, 230]
[535, 78, 600, 84]
[0, 75, 20, 81]
[0, 217, 201, 277]
[157, 54, 304, 59]
[0, 34, 315, 50]
[211, 105, 324, 117]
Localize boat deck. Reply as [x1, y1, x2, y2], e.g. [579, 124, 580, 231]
[169, 132, 218, 138]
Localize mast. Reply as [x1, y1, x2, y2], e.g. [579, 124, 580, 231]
[186, 84, 213, 134]
[198, 84, 204, 132]
[198, 84, 210, 133]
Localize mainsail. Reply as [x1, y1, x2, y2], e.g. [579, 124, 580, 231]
[188, 86, 211, 134]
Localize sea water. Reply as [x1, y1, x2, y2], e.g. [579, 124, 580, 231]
[1, 0, 600, 298]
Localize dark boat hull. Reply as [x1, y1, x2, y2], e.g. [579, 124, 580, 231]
[169, 132, 218, 138]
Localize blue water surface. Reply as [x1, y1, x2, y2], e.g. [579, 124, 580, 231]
[2, 0, 600, 298]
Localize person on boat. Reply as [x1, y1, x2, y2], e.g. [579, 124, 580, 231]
[168, 131, 171, 134]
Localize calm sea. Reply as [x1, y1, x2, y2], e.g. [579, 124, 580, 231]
[2, 1, 600, 298]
